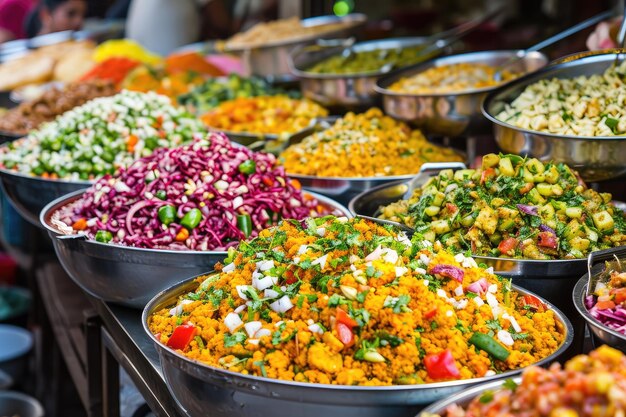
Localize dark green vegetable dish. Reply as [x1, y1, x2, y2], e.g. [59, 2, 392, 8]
[379, 153, 626, 260]
[306, 44, 434, 75]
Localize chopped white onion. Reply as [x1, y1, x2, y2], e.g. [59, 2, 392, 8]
[311, 254, 328, 270]
[247, 339, 259, 345]
[454, 285, 464, 296]
[234, 305, 246, 314]
[395, 266, 408, 278]
[497, 330, 514, 346]
[454, 253, 465, 263]
[244, 321, 262, 338]
[484, 370, 496, 377]
[308, 323, 324, 334]
[297, 244, 309, 255]
[169, 299, 193, 316]
[222, 262, 236, 273]
[256, 276, 278, 291]
[382, 249, 399, 265]
[256, 259, 275, 272]
[473, 297, 485, 307]
[236, 285, 252, 300]
[316, 227, 326, 237]
[269, 296, 294, 313]
[502, 313, 522, 333]
[264, 288, 279, 299]
[419, 254, 431, 266]
[488, 284, 498, 294]
[255, 328, 272, 339]
[365, 245, 383, 262]
[224, 312, 243, 333]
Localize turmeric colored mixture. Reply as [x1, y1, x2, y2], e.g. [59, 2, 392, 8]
[149, 217, 566, 386]
[388, 63, 518, 95]
[200, 95, 328, 135]
[280, 108, 463, 178]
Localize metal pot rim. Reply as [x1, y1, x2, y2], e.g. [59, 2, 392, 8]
[572, 275, 626, 344]
[482, 52, 626, 142]
[40, 188, 351, 257]
[375, 50, 548, 98]
[223, 13, 367, 52]
[0, 164, 92, 187]
[288, 172, 416, 182]
[142, 271, 573, 393]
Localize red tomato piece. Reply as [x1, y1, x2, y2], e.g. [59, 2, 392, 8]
[283, 268, 297, 285]
[424, 307, 437, 320]
[336, 322, 354, 348]
[336, 308, 358, 328]
[522, 294, 543, 311]
[498, 237, 518, 255]
[424, 349, 460, 380]
[445, 203, 458, 213]
[595, 300, 616, 310]
[611, 287, 626, 304]
[480, 168, 495, 184]
[537, 232, 558, 248]
[166, 324, 197, 350]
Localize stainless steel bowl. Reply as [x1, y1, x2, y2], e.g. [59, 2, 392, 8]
[573, 274, 626, 353]
[418, 377, 519, 416]
[349, 179, 592, 354]
[289, 37, 438, 109]
[289, 173, 415, 207]
[224, 14, 367, 79]
[0, 391, 44, 417]
[482, 52, 626, 182]
[142, 275, 572, 417]
[375, 50, 549, 137]
[0, 167, 90, 227]
[40, 189, 351, 309]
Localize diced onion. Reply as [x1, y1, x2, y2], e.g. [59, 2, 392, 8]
[224, 312, 243, 333]
[269, 295, 294, 313]
[497, 329, 514, 346]
[244, 321, 262, 338]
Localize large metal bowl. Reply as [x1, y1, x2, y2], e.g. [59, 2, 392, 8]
[40, 189, 351, 309]
[288, 37, 439, 109]
[573, 252, 626, 352]
[223, 14, 367, 79]
[349, 179, 595, 355]
[375, 50, 549, 137]
[142, 275, 572, 417]
[418, 377, 520, 416]
[482, 52, 626, 182]
[0, 167, 90, 227]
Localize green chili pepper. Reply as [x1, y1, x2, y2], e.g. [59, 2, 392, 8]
[95, 230, 113, 243]
[237, 214, 252, 238]
[181, 208, 202, 229]
[500, 154, 524, 165]
[155, 190, 167, 200]
[238, 160, 256, 175]
[468, 332, 510, 361]
[158, 205, 176, 225]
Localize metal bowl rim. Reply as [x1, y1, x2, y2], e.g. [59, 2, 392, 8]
[348, 178, 589, 267]
[482, 52, 626, 142]
[572, 276, 626, 344]
[40, 188, 351, 257]
[287, 172, 417, 182]
[222, 13, 367, 52]
[0, 164, 92, 186]
[289, 36, 432, 80]
[374, 50, 549, 98]
[142, 271, 573, 393]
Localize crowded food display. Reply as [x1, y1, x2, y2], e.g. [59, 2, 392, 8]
[149, 216, 566, 384]
[0, 3, 625, 417]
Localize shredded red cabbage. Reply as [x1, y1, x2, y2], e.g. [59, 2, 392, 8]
[53, 133, 339, 251]
[587, 295, 626, 335]
[516, 204, 538, 216]
[430, 264, 465, 283]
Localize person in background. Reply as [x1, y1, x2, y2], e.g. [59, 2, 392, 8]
[24, 0, 87, 38]
[0, 0, 35, 43]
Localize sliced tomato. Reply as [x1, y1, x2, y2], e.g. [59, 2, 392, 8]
[336, 322, 355, 348]
[445, 203, 458, 213]
[611, 287, 626, 304]
[336, 307, 358, 328]
[283, 268, 297, 285]
[498, 237, 518, 255]
[522, 294, 543, 311]
[537, 232, 558, 249]
[166, 324, 196, 350]
[424, 307, 437, 320]
[480, 168, 495, 185]
[424, 349, 460, 380]
[595, 300, 616, 310]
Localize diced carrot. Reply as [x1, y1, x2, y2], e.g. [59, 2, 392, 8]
[127, 134, 139, 152]
[596, 300, 616, 310]
[290, 178, 301, 190]
[72, 218, 88, 230]
[175, 228, 189, 241]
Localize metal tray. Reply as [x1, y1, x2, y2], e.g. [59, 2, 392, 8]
[375, 50, 548, 137]
[289, 37, 438, 109]
[0, 167, 90, 227]
[142, 274, 572, 417]
[482, 52, 626, 182]
[40, 189, 351, 309]
[223, 14, 367, 78]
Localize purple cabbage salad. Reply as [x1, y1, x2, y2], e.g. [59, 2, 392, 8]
[51, 132, 340, 251]
[585, 266, 626, 335]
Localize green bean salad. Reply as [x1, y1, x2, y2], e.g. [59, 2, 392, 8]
[0, 90, 206, 180]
